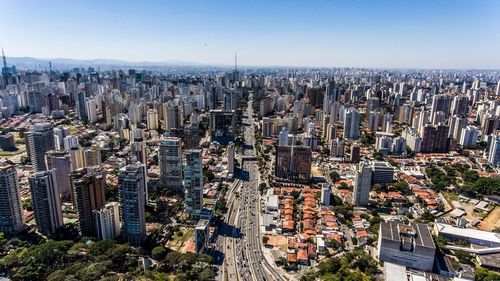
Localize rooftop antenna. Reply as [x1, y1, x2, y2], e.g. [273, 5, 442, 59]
[49, 61, 53, 81]
[1, 45, 7, 69]
[234, 52, 237, 71]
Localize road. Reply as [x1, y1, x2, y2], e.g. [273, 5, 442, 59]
[220, 91, 285, 281]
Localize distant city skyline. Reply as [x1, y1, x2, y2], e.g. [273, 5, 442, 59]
[1, 0, 500, 69]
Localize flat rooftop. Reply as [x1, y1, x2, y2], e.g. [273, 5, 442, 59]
[435, 223, 500, 244]
[381, 220, 435, 249]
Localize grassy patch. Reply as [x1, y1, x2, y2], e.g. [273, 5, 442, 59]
[442, 191, 459, 202]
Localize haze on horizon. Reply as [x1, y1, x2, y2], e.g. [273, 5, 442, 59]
[1, 0, 500, 69]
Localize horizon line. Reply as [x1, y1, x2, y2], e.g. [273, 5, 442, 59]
[6, 55, 500, 72]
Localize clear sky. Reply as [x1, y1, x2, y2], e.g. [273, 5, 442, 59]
[1, 0, 500, 69]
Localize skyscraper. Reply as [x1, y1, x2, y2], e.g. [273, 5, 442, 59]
[209, 109, 236, 144]
[352, 163, 372, 206]
[274, 144, 312, 182]
[227, 142, 235, 175]
[321, 184, 331, 206]
[488, 135, 500, 166]
[421, 123, 449, 153]
[147, 109, 159, 130]
[84, 146, 101, 167]
[119, 163, 147, 245]
[45, 150, 73, 199]
[0, 164, 25, 235]
[344, 108, 360, 140]
[86, 99, 98, 123]
[459, 126, 480, 147]
[76, 91, 88, 121]
[53, 126, 71, 151]
[26, 123, 56, 171]
[93, 202, 121, 240]
[29, 170, 63, 236]
[159, 137, 183, 193]
[162, 103, 180, 130]
[183, 149, 203, 221]
[71, 167, 106, 237]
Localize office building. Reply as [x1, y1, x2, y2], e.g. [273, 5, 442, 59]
[26, 123, 56, 171]
[378, 220, 436, 272]
[0, 164, 25, 235]
[93, 202, 121, 240]
[76, 91, 88, 121]
[29, 170, 63, 236]
[274, 145, 311, 182]
[352, 163, 372, 206]
[159, 137, 183, 193]
[183, 149, 203, 221]
[209, 109, 236, 144]
[371, 161, 395, 184]
[45, 150, 72, 199]
[71, 167, 106, 237]
[488, 135, 500, 166]
[119, 163, 147, 245]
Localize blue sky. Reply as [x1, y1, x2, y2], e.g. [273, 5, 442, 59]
[1, 0, 500, 68]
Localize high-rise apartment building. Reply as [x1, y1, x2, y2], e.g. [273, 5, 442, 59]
[29, 170, 63, 236]
[0, 164, 25, 235]
[45, 150, 73, 199]
[183, 149, 203, 221]
[159, 137, 183, 193]
[344, 108, 360, 140]
[352, 163, 372, 206]
[26, 123, 56, 171]
[459, 126, 480, 147]
[421, 123, 449, 153]
[147, 109, 159, 130]
[162, 103, 180, 130]
[119, 163, 147, 245]
[71, 167, 106, 237]
[93, 202, 121, 240]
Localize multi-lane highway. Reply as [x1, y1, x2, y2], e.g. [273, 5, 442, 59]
[220, 91, 285, 281]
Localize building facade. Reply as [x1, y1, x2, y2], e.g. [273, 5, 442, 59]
[29, 170, 63, 236]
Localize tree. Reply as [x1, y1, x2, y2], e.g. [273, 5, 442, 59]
[198, 267, 216, 281]
[329, 171, 341, 182]
[88, 240, 117, 257]
[152, 246, 167, 260]
[475, 268, 500, 281]
[262, 236, 270, 245]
